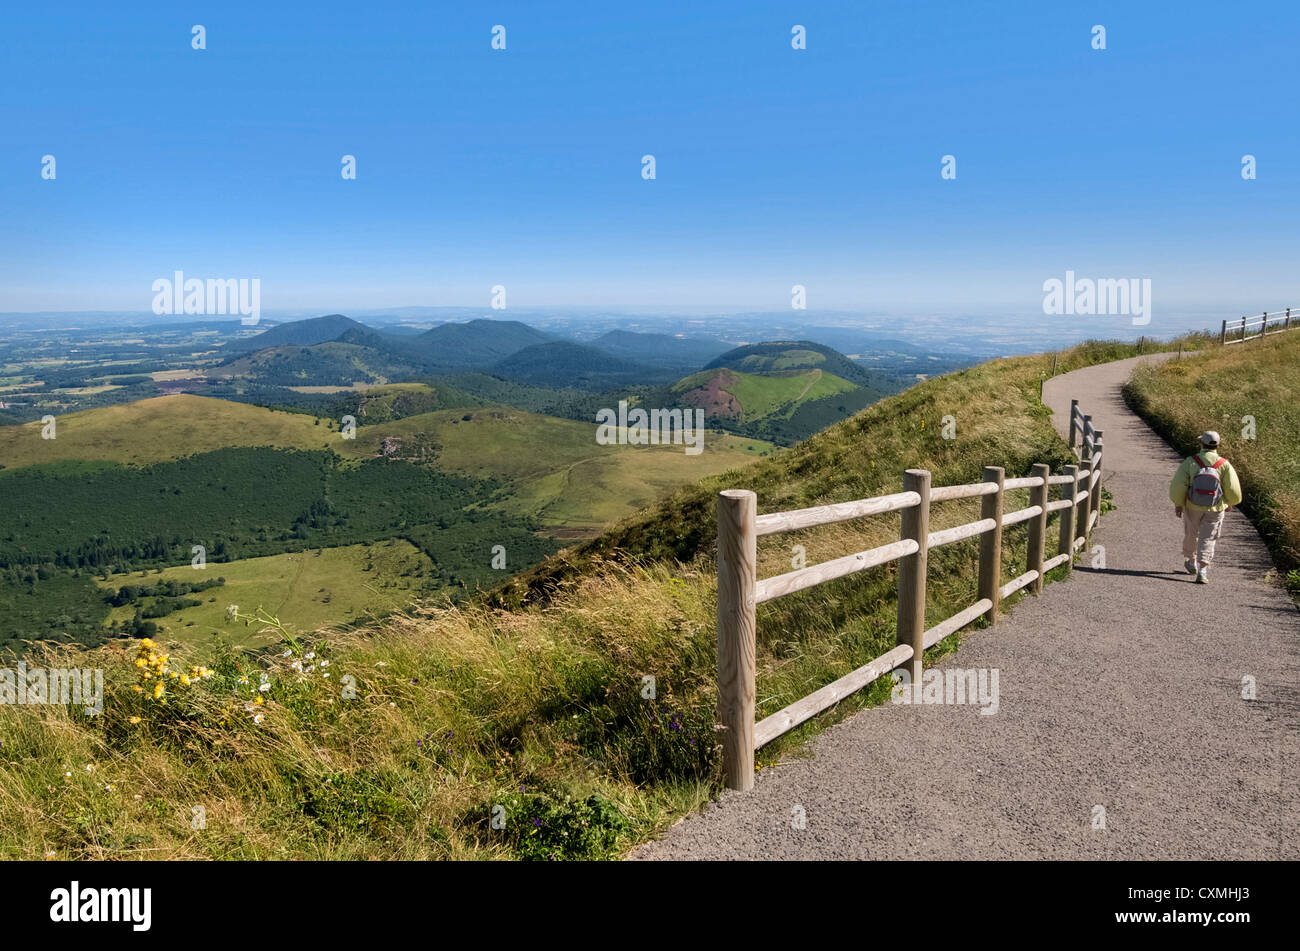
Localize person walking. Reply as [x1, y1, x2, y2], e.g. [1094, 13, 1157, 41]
[1169, 430, 1243, 584]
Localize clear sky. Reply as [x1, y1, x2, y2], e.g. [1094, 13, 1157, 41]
[2, 1, 1297, 331]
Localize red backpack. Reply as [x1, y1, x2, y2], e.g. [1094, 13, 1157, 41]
[1190, 455, 1226, 507]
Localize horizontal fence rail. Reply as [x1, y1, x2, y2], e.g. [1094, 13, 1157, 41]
[716, 398, 1105, 791]
[1221, 307, 1296, 345]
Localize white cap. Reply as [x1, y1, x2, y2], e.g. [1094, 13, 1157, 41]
[1199, 430, 1220, 447]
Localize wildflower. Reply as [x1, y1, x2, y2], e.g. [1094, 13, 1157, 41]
[153, 681, 165, 700]
[238, 676, 249, 685]
[252, 713, 265, 725]
[44, 850, 56, 860]
[64, 771, 72, 779]
[320, 660, 330, 668]
[84, 764, 94, 773]
[131, 686, 143, 694]
[305, 651, 315, 661]
[258, 682, 270, 692]
[104, 784, 116, 792]
[128, 716, 141, 724]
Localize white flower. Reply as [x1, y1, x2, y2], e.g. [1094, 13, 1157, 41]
[259, 682, 271, 692]
[320, 660, 330, 668]
[305, 652, 316, 660]
[252, 713, 265, 725]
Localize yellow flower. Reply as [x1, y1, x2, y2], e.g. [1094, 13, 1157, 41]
[153, 682, 165, 700]
[129, 716, 141, 724]
[131, 685, 143, 694]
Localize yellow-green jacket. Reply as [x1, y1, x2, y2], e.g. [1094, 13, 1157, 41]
[1169, 450, 1243, 512]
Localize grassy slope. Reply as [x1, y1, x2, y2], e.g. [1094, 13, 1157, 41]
[0, 394, 338, 469]
[98, 540, 443, 650]
[340, 407, 772, 533]
[1125, 330, 1300, 594]
[0, 339, 1173, 861]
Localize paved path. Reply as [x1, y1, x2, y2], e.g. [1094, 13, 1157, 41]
[634, 355, 1299, 860]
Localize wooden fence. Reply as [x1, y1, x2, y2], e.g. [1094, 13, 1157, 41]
[1221, 308, 1296, 345]
[715, 399, 1104, 791]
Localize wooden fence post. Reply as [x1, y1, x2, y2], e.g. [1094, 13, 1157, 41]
[1242, 318, 1248, 343]
[1287, 307, 1292, 332]
[717, 489, 757, 792]
[896, 469, 931, 684]
[1075, 457, 1093, 550]
[1220, 319, 1228, 346]
[1027, 463, 1051, 593]
[978, 466, 1005, 623]
[1058, 464, 1079, 573]
[1089, 431, 1104, 524]
[1068, 399, 1079, 450]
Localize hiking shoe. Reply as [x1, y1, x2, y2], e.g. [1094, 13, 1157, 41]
[1184, 558, 1197, 574]
[1196, 567, 1209, 584]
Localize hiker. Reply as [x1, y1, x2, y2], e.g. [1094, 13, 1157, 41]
[1169, 431, 1242, 584]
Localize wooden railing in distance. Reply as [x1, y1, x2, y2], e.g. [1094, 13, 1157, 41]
[1221, 307, 1296, 345]
[716, 398, 1103, 791]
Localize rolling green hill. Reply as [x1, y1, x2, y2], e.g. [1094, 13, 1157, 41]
[634, 342, 897, 446]
[224, 314, 371, 353]
[211, 341, 427, 387]
[338, 406, 772, 534]
[706, 340, 877, 386]
[413, 318, 554, 367]
[671, 366, 857, 421]
[0, 394, 338, 470]
[489, 341, 666, 389]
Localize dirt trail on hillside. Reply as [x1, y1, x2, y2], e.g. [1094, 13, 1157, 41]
[633, 354, 1300, 860]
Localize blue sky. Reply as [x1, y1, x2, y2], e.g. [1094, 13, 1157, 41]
[2, 0, 1297, 333]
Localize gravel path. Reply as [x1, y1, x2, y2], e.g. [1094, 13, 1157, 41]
[633, 354, 1300, 860]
